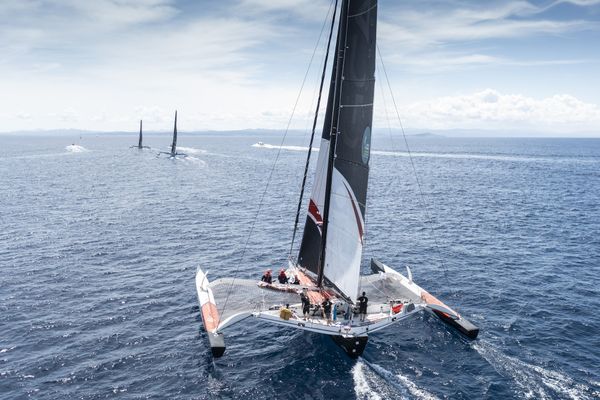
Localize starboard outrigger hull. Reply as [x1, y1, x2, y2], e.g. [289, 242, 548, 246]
[370, 259, 479, 340]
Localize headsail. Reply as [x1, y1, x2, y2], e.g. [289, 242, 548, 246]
[297, 0, 377, 302]
[171, 111, 178, 156]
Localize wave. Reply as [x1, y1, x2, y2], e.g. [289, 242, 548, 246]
[371, 150, 557, 163]
[177, 146, 206, 155]
[182, 156, 206, 167]
[252, 142, 598, 164]
[352, 361, 386, 400]
[474, 341, 595, 400]
[65, 144, 89, 153]
[352, 359, 440, 400]
[252, 143, 319, 152]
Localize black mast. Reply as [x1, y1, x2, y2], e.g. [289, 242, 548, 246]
[138, 120, 143, 148]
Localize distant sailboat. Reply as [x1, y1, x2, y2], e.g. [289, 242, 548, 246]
[158, 111, 186, 158]
[196, 0, 478, 359]
[130, 120, 150, 149]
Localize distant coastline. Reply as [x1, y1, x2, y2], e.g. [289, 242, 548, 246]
[0, 128, 598, 138]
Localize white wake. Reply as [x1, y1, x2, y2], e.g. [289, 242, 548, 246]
[251, 142, 595, 164]
[474, 341, 595, 400]
[352, 359, 440, 400]
[182, 156, 206, 167]
[177, 146, 206, 155]
[65, 144, 88, 153]
[252, 143, 319, 152]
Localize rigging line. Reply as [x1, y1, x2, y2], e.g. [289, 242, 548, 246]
[219, 0, 337, 319]
[289, 0, 339, 258]
[375, 45, 456, 299]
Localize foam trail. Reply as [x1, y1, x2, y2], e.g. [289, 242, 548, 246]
[177, 146, 206, 155]
[183, 156, 206, 167]
[352, 361, 384, 400]
[362, 359, 440, 400]
[396, 373, 440, 400]
[474, 341, 594, 400]
[372, 150, 599, 164]
[252, 142, 598, 164]
[252, 143, 319, 152]
[65, 144, 89, 153]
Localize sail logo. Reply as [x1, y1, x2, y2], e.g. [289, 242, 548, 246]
[361, 126, 371, 164]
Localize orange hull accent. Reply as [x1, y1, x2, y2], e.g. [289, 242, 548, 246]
[420, 290, 457, 318]
[201, 302, 220, 332]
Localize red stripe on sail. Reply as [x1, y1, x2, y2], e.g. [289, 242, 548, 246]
[309, 199, 323, 225]
[343, 183, 364, 245]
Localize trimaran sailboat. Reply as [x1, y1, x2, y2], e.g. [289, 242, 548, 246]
[130, 120, 150, 149]
[196, 0, 478, 358]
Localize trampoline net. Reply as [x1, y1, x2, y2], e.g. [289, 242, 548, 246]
[210, 278, 302, 322]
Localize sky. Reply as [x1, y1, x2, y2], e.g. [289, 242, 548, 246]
[1, 0, 599, 135]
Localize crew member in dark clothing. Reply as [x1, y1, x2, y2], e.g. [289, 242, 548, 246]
[277, 269, 288, 284]
[357, 292, 368, 322]
[322, 298, 333, 325]
[261, 269, 272, 284]
[300, 288, 310, 320]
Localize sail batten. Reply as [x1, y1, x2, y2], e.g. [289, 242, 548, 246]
[298, 0, 377, 302]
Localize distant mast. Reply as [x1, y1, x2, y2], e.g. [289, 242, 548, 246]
[170, 111, 178, 157]
[138, 120, 143, 148]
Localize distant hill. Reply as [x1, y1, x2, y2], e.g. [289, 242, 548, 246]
[1, 127, 598, 138]
[410, 132, 444, 138]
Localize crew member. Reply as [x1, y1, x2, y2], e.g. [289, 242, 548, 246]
[277, 268, 288, 284]
[279, 303, 292, 320]
[261, 269, 272, 284]
[357, 291, 368, 322]
[322, 298, 333, 325]
[300, 288, 311, 319]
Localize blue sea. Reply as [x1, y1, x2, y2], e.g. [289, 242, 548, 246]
[1, 132, 599, 399]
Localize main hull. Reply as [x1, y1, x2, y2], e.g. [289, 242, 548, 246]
[331, 335, 368, 358]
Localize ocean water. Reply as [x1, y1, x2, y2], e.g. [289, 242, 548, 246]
[1, 132, 599, 399]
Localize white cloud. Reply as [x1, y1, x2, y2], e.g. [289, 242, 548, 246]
[378, 1, 600, 70]
[238, 0, 331, 22]
[387, 89, 600, 132]
[0, 1, 598, 134]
